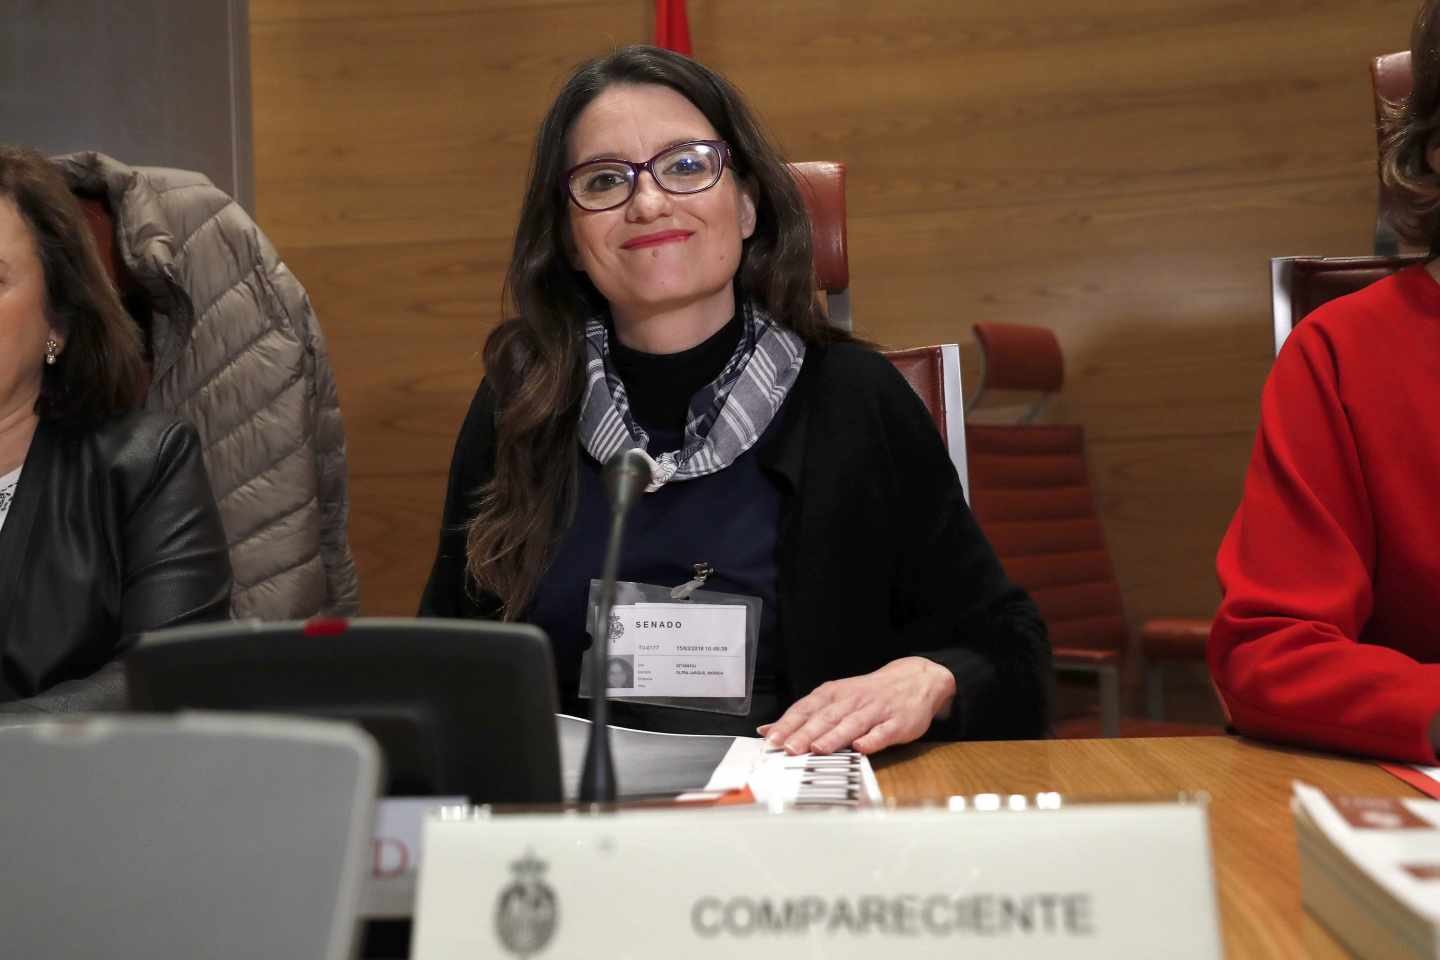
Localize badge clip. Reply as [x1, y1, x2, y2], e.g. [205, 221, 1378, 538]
[670, 562, 714, 600]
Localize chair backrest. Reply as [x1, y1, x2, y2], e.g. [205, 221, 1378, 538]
[1373, 50, 1412, 135]
[789, 160, 851, 330]
[801, 165, 974, 493]
[0, 713, 379, 960]
[74, 191, 153, 396]
[75, 193, 131, 290]
[1372, 51, 1422, 253]
[963, 323, 1129, 658]
[882, 344, 969, 501]
[1270, 255, 1423, 353]
[966, 321, 1065, 420]
[58, 155, 360, 620]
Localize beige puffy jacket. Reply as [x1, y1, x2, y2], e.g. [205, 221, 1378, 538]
[55, 152, 360, 619]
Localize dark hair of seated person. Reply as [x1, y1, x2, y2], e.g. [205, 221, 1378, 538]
[0, 146, 147, 424]
[1381, 0, 1440, 249]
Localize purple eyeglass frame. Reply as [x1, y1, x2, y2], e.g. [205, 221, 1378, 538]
[564, 139, 732, 212]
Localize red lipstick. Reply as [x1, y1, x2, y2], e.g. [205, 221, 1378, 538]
[621, 229, 693, 250]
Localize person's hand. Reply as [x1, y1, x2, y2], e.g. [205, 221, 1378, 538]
[757, 656, 956, 756]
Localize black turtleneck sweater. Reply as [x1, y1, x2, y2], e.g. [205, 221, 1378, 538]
[524, 312, 787, 734]
[609, 311, 744, 444]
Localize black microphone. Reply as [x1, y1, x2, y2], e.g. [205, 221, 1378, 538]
[602, 448, 654, 514]
[579, 448, 654, 804]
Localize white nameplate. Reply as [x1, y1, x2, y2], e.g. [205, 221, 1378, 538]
[606, 602, 746, 697]
[412, 802, 1221, 958]
[363, 797, 466, 918]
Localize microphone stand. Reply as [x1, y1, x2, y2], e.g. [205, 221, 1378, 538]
[578, 509, 627, 804]
[579, 450, 651, 804]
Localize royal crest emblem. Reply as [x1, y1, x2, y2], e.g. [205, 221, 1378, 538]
[607, 613, 624, 641]
[494, 850, 559, 957]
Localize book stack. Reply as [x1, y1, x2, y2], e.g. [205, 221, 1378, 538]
[1293, 781, 1440, 959]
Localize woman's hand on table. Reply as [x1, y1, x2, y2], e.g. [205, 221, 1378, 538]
[757, 656, 956, 756]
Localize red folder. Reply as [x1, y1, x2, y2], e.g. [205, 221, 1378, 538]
[1380, 763, 1440, 799]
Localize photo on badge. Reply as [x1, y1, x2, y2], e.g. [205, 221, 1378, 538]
[606, 655, 635, 691]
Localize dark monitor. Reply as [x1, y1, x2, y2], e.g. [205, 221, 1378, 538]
[124, 617, 562, 805]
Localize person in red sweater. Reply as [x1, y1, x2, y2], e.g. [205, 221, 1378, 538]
[1210, 0, 1440, 763]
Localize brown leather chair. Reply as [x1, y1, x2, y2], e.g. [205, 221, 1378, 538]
[1371, 51, 1427, 253]
[1374, 50, 1412, 122]
[789, 160, 852, 331]
[790, 161, 1199, 735]
[75, 194, 131, 294]
[1271, 255, 1423, 353]
[881, 344, 969, 494]
[967, 322, 1221, 737]
[66, 167, 359, 620]
[965, 324, 1120, 736]
[74, 191, 155, 397]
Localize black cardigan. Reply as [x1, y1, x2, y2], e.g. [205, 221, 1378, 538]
[0, 412, 232, 715]
[421, 342, 1052, 741]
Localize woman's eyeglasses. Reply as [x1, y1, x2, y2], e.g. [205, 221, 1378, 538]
[564, 139, 731, 212]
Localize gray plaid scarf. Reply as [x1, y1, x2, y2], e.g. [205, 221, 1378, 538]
[577, 302, 806, 491]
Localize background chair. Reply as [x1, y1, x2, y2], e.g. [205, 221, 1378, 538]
[964, 323, 1120, 736]
[789, 159, 968, 485]
[879, 344, 970, 499]
[966, 322, 1222, 736]
[65, 155, 360, 621]
[1372, 49, 1411, 134]
[1270, 51, 1423, 342]
[790, 161, 1214, 734]
[74, 193, 158, 394]
[886, 327, 1218, 736]
[1271, 255, 1424, 353]
[75, 194, 144, 307]
[790, 160, 852, 331]
[0, 713, 378, 959]
[1372, 50, 1425, 254]
[1265, 53, 1424, 351]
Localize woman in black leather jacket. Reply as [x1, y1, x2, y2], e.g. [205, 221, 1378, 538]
[0, 146, 231, 716]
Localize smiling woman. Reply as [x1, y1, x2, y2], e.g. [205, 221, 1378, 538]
[419, 46, 1051, 754]
[563, 88, 754, 353]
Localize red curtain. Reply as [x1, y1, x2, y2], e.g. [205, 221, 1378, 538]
[655, 0, 692, 56]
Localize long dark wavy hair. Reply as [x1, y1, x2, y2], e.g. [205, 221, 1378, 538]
[467, 45, 847, 618]
[1381, 0, 1440, 246]
[0, 145, 146, 424]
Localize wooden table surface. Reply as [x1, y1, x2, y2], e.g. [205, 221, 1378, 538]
[871, 736, 1418, 959]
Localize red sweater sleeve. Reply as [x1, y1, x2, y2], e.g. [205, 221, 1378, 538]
[1210, 319, 1440, 764]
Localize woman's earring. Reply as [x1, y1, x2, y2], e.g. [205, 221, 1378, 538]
[44, 338, 60, 366]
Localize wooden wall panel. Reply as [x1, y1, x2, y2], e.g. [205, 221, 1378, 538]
[250, 0, 1415, 646]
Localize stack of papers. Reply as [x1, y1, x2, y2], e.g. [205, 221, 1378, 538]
[557, 714, 882, 807]
[739, 740, 884, 808]
[1293, 781, 1440, 959]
